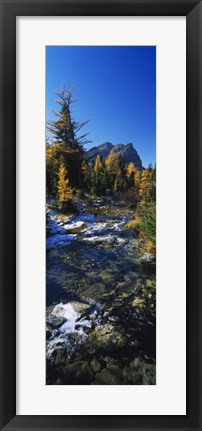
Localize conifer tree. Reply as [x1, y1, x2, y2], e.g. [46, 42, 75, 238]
[47, 87, 89, 149]
[126, 162, 136, 178]
[101, 160, 109, 191]
[46, 143, 60, 195]
[139, 169, 152, 197]
[81, 159, 89, 188]
[46, 87, 90, 188]
[94, 154, 102, 173]
[57, 163, 74, 209]
[114, 178, 118, 192]
[126, 162, 135, 187]
[105, 150, 118, 175]
[105, 150, 119, 189]
[134, 169, 140, 194]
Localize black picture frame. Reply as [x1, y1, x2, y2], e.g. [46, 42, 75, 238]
[0, 1, 201, 430]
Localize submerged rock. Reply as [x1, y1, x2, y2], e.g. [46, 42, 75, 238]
[99, 270, 114, 281]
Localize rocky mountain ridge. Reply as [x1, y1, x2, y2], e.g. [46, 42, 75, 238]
[86, 142, 143, 171]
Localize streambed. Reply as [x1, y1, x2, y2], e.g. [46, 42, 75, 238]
[46, 198, 156, 385]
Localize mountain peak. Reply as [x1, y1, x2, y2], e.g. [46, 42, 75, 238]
[86, 142, 143, 171]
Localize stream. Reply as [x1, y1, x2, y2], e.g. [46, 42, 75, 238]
[46, 198, 156, 385]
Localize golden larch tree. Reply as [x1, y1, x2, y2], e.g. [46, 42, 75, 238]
[57, 163, 74, 204]
[139, 169, 152, 197]
[81, 159, 89, 183]
[126, 162, 136, 178]
[94, 154, 102, 173]
[105, 150, 118, 175]
[134, 169, 140, 190]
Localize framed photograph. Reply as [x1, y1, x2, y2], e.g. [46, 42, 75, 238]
[0, 0, 201, 430]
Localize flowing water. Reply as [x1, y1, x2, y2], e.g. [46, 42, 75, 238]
[46, 198, 156, 385]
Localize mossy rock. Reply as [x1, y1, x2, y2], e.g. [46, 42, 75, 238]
[63, 361, 94, 384]
[86, 324, 126, 354]
[90, 358, 101, 373]
[123, 358, 156, 385]
[99, 271, 115, 281]
[94, 366, 122, 385]
[145, 279, 156, 288]
[132, 298, 145, 308]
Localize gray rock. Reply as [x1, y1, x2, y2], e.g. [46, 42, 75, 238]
[46, 314, 66, 329]
[86, 142, 143, 171]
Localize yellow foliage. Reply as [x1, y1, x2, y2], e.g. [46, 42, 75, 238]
[46, 143, 59, 163]
[81, 160, 88, 178]
[132, 298, 144, 307]
[94, 154, 102, 173]
[113, 178, 117, 191]
[145, 240, 155, 254]
[125, 215, 141, 231]
[57, 164, 74, 203]
[139, 169, 152, 197]
[105, 150, 118, 174]
[126, 162, 136, 177]
[134, 170, 140, 187]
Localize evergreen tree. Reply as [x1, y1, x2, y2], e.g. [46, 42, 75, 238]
[101, 160, 109, 191]
[47, 87, 89, 149]
[140, 200, 156, 247]
[46, 143, 62, 195]
[116, 155, 126, 190]
[46, 87, 90, 188]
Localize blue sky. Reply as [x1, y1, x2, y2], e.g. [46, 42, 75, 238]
[46, 46, 156, 167]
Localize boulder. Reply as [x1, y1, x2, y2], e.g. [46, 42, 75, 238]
[140, 253, 156, 264]
[63, 221, 85, 233]
[90, 358, 101, 373]
[94, 365, 122, 385]
[46, 314, 66, 329]
[89, 324, 126, 353]
[63, 361, 94, 384]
